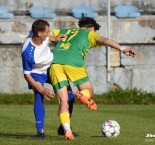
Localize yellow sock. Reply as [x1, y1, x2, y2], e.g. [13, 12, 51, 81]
[60, 112, 70, 131]
[81, 89, 90, 98]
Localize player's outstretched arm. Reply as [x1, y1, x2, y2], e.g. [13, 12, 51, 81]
[96, 36, 135, 57]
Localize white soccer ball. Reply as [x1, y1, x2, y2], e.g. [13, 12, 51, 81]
[101, 120, 120, 138]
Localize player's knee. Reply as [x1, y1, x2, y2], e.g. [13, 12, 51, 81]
[60, 99, 69, 109]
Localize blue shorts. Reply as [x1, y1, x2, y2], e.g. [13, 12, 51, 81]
[28, 73, 48, 89]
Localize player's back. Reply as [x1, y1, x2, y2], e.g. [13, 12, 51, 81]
[52, 28, 91, 67]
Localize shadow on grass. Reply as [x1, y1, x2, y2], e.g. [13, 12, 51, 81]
[0, 132, 105, 140]
[0, 132, 54, 140]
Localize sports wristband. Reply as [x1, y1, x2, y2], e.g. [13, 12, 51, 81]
[120, 46, 126, 52]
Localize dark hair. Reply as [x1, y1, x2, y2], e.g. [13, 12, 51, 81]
[78, 17, 101, 30]
[31, 19, 50, 36]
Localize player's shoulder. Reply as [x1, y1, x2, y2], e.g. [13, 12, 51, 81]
[21, 37, 33, 53]
[89, 30, 100, 37]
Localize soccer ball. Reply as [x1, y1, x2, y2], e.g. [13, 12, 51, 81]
[101, 120, 120, 138]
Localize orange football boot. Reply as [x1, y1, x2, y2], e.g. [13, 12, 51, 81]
[76, 91, 97, 110]
[65, 129, 74, 140]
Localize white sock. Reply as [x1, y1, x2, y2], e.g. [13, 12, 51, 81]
[63, 123, 71, 132]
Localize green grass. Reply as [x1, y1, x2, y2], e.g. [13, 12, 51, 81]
[0, 104, 155, 145]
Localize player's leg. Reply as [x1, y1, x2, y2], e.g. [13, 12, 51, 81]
[31, 73, 48, 138]
[76, 81, 97, 110]
[33, 87, 45, 135]
[56, 86, 74, 140]
[57, 90, 74, 134]
[64, 65, 97, 110]
[49, 64, 74, 140]
[68, 86, 75, 117]
[57, 90, 75, 136]
[47, 66, 74, 137]
[69, 92, 74, 114]
[48, 67, 75, 122]
[58, 85, 79, 137]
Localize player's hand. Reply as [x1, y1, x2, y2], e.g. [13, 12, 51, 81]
[43, 88, 54, 101]
[56, 34, 67, 41]
[49, 32, 66, 42]
[123, 48, 135, 57]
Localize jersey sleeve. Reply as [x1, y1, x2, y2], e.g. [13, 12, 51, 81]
[22, 51, 33, 74]
[51, 29, 61, 37]
[88, 31, 103, 48]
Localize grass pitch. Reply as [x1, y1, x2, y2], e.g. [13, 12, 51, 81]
[0, 104, 155, 145]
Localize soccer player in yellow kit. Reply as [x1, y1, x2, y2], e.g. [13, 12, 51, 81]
[49, 17, 135, 140]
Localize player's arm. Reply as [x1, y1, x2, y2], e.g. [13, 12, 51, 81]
[49, 29, 66, 43]
[24, 74, 54, 100]
[96, 36, 135, 57]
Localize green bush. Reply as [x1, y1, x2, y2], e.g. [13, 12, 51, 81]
[94, 88, 155, 105]
[0, 88, 155, 104]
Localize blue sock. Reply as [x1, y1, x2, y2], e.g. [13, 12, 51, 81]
[34, 91, 45, 133]
[68, 91, 75, 117]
